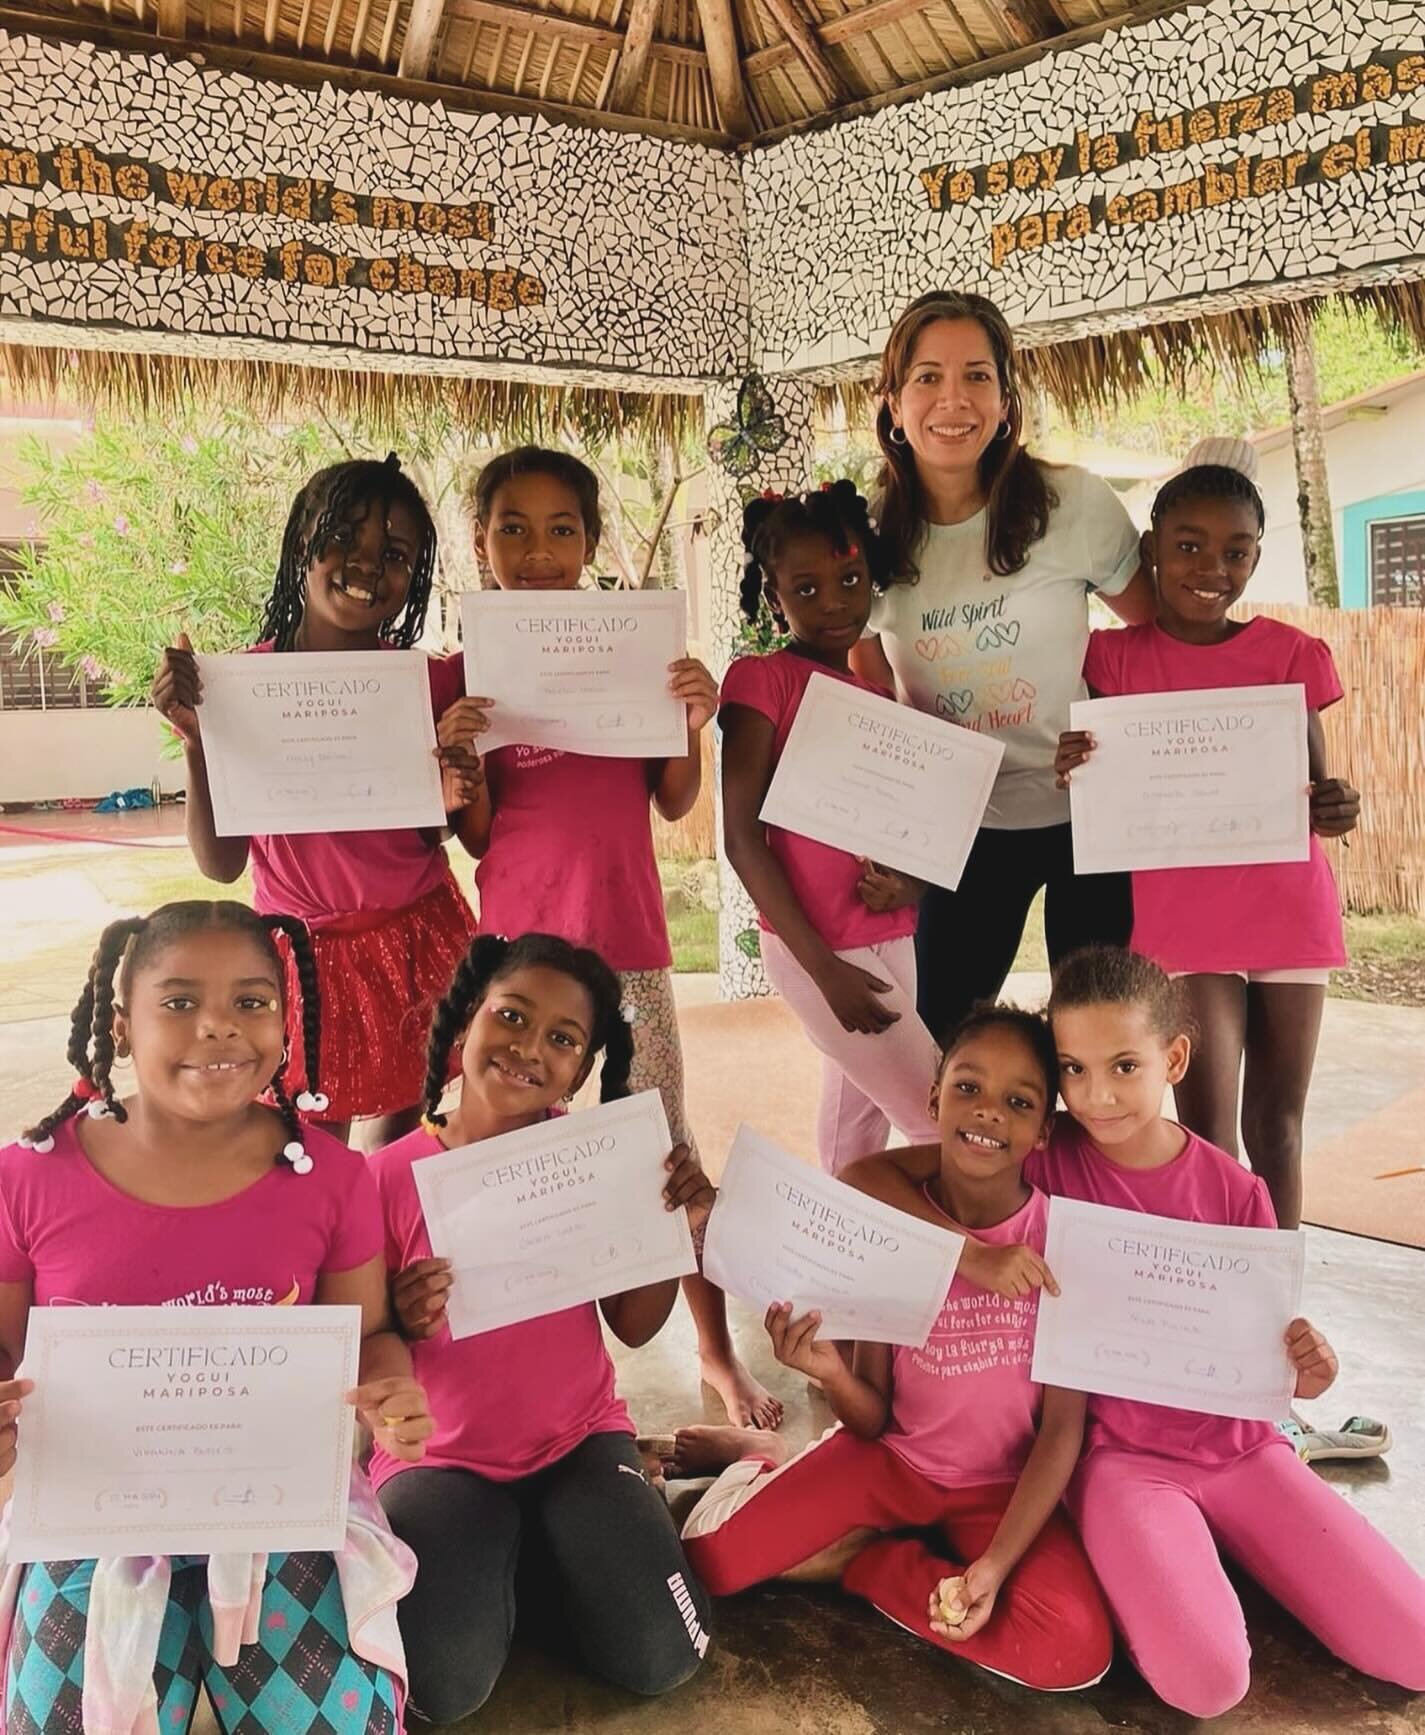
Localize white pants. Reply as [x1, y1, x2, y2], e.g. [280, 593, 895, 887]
[760, 932, 941, 1176]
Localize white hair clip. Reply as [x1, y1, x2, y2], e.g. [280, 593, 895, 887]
[295, 1091, 330, 1113]
[620, 1003, 638, 1025]
[283, 1140, 314, 1176]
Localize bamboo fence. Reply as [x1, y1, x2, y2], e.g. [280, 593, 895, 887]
[1238, 602, 1425, 918]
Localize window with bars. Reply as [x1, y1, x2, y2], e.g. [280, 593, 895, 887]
[0, 545, 105, 712]
[1368, 515, 1425, 608]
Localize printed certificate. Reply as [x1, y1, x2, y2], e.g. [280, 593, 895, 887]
[413, 1092, 697, 1337]
[196, 650, 445, 836]
[702, 1127, 964, 1348]
[461, 590, 688, 758]
[758, 672, 1003, 891]
[1030, 1198, 1305, 1422]
[1068, 684, 1310, 873]
[10, 1305, 361, 1562]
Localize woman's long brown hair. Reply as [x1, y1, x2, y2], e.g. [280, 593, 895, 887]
[874, 291, 1056, 582]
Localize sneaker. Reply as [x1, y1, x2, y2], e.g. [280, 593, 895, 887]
[1278, 1413, 1392, 1463]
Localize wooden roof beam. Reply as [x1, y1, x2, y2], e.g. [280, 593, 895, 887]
[607, 0, 661, 110]
[755, 0, 847, 104]
[999, 0, 1067, 49]
[156, 0, 185, 38]
[444, 0, 705, 66]
[692, 0, 751, 137]
[742, 0, 938, 78]
[397, 0, 447, 76]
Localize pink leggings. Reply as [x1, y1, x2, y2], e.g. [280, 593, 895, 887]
[1071, 1441, 1425, 1718]
[682, 1426, 1113, 1691]
[760, 932, 940, 1175]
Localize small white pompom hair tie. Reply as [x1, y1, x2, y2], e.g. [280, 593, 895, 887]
[295, 1091, 329, 1113]
[283, 1139, 314, 1176]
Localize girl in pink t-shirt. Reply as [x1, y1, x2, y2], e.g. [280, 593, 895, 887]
[675, 1007, 1112, 1694]
[842, 947, 1425, 1718]
[0, 899, 433, 1734]
[1055, 461, 1361, 1228]
[721, 483, 940, 1176]
[152, 456, 483, 1145]
[369, 931, 715, 1723]
[447, 445, 779, 1431]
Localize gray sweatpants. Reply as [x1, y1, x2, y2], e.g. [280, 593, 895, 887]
[379, 1431, 712, 1725]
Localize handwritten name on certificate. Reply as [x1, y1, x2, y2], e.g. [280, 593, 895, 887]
[1030, 1199, 1305, 1422]
[196, 650, 445, 837]
[10, 1306, 361, 1562]
[461, 590, 688, 759]
[758, 673, 1003, 891]
[413, 1092, 697, 1337]
[1068, 684, 1310, 874]
[703, 1127, 964, 1348]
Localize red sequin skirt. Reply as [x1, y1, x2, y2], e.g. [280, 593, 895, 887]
[278, 873, 477, 1122]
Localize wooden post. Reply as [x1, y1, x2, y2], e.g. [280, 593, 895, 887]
[693, 0, 752, 138]
[1284, 307, 1341, 608]
[755, 0, 848, 105]
[156, 0, 186, 39]
[398, 0, 447, 77]
[1000, 0, 1067, 48]
[608, 0, 662, 113]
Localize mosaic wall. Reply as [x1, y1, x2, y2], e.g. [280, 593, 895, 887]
[746, 0, 1425, 374]
[703, 374, 816, 1001]
[0, 31, 747, 385]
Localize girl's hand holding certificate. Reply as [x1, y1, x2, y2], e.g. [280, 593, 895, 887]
[0, 1376, 33, 1478]
[151, 631, 203, 749]
[348, 1374, 435, 1464]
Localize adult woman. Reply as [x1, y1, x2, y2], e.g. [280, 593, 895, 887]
[852, 291, 1155, 1041]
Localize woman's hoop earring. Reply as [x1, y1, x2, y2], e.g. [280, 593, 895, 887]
[888, 426, 908, 446]
[995, 419, 1012, 441]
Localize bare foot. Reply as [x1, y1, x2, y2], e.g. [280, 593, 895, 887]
[635, 1436, 673, 1490]
[666, 1422, 793, 1478]
[779, 1528, 879, 1584]
[700, 1355, 784, 1430]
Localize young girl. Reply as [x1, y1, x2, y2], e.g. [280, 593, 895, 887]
[151, 456, 484, 1147]
[844, 947, 1425, 1718]
[368, 932, 715, 1723]
[721, 483, 939, 1175]
[0, 900, 432, 1733]
[448, 445, 780, 1430]
[673, 1006, 1113, 1694]
[1055, 461, 1360, 1228]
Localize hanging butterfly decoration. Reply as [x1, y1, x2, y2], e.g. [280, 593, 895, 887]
[709, 375, 788, 481]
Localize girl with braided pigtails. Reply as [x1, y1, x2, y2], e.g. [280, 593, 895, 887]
[151, 456, 485, 1147]
[368, 932, 715, 1725]
[720, 482, 942, 1177]
[0, 900, 432, 1735]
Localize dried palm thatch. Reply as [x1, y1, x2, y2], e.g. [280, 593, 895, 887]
[817, 280, 1425, 425]
[0, 342, 706, 447]
[1238, 602, 1425, 919]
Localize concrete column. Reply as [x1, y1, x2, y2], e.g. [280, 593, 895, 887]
[701, 372, 816, 999]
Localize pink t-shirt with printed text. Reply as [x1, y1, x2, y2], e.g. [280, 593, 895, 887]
[1026, 1118, 1286, 1466]
[244, 643, 464, 927]
[0, 1119, 382, 1308]
[475, 745, 671, 972]
[1083, 617, 1347, 973]
[882, 1186, 1047, 1488]
[719, 650, 919, 953]
[366, 1128, 633, 1489]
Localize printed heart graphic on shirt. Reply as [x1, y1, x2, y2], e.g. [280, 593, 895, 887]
[976, 619, 1021, 652]
[1011, 676, 1037, 702]
[265, 1612, 287, 1630]
[984, 679, 1012, 704]
[212, 1698, 229, 1712]
[341, 1690, 361, 1712]
[936, 690, 974, 719]
[916, 632, 966, 661]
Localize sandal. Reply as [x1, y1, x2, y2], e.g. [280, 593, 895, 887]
[1279, 1413, 1392, 1463]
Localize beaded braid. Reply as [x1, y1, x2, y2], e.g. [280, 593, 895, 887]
[596, 1009, 635, 1103]
[738, 480, 892, 625]
[21, 915, 149, 1148]
[259, 455, 438, 652]
[421, 936, 512, 1127]
[260, 913, 325, 1113]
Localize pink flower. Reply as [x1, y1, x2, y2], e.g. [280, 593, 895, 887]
[32, 627, 57, 647]
[169, 559, 188, 576]
[46, 601, 65, 622]
[78, 532, 94, 549]
[180, 436, 199, 455]
[82, 656, 104, 680]
[112, 514, 130, 536]
[85, 480, 104, 504]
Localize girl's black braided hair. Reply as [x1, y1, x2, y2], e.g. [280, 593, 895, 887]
[22, 901, 322, 1162]
[260, 454, 437, 652]
[739, 479, 893, 626]
[935, 1001, 1058, 1103]
[422, 933, 633, 1127]
[1151, 463, 1265, 533]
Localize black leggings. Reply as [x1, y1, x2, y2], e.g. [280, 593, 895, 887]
[915, 820, 1133, 1044]
[378, 1431, 711, 1725]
